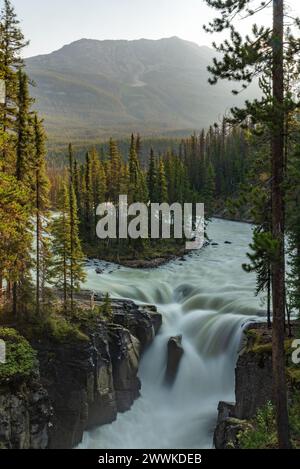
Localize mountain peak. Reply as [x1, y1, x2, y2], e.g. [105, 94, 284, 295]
[26, 36, 258, 143]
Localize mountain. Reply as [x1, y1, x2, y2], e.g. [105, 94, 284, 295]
[26, 37, 258, 143]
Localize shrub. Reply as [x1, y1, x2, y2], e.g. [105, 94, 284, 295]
[238, 402, 277, 449]
[45, 316, 88, 343]
[0, 328, 37, 383]
[101, 293, 113, 322]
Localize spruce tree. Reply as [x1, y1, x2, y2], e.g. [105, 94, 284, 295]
[107, 138, 122, 203]
[0, 0, 28, 168]
[156, 158, 168, 203]
[33, 114, 50, 314]
[15, 70, 33, 182]
[147, 148, 157, 202]
[83, 151, 94, 241]
[51, 183, 85, 311]
[90, 147, 106, 235]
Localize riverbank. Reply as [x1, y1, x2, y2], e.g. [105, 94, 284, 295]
[84, 214, 250, 269]
[84, 240, 187, 269]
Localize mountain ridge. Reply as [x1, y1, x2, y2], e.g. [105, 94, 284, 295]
[26, 37, 258, 143]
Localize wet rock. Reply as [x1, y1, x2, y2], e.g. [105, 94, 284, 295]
[113, 300, 162, 350]
[224, 241, 232, 245]
[234, 349, 273, 420]
[214, 416, 251, 449]
[165, 335, 184, 385]
[214, 324, 274, 449]
[211, 242, 219, 246]
[95, 268, 103, 274]
[108, 325, 141, 412]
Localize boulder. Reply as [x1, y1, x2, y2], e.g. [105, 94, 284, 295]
[165, 335, 184, 385]
[214, 417, 251, 449]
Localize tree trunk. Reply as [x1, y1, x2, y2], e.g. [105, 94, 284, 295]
[271, 0, 291, 449]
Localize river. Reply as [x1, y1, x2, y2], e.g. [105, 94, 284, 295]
[78, 218, 264, 449]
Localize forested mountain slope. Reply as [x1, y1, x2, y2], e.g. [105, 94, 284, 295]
[26, 37, 258, 142]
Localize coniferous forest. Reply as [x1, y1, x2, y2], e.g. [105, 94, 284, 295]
[0, 0, 300, 457]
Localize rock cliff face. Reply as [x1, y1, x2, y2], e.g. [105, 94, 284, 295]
[214, 324, 273, 449]
[0, 298, 162, 449]
[0, 374, 51, 449]
[165, 335, 184, 385]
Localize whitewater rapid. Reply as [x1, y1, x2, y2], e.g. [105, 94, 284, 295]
[78, 218, 264, 449]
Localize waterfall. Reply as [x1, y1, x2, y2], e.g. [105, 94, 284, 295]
[78, 218, 263, 449]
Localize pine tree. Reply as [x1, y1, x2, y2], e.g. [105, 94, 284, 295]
[90, 148, 106, 235]
[73, 160, 82, 219]
[51, 184, 70, 308]
[135, 133, 142, 166]
[33, 114, 51, 314]
[15, 70, 33, 181]
[107, 138, 122, 203]
[0, 172, 31, 306]
[83, 152, 94, 241]
[203, 161, 216, 217]
[147, 148, 157, 202]
[156, 158, 168, 203]
[68, 144, 86, 308]
[11, 70, 34, 316]
[51, 183, 85, 311]
[128, 134, 148, 203]
[0, 0, 28, 169]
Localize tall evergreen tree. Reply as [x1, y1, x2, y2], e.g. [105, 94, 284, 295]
[203, 0, 299, 447]
[51, 183, 85, 311]
[83, 151, 94, 241]
[107, 138, 122, 203]
[15, 69, 33, 182]
[147, 148, 157, 202]
[0, 0, 28, 168]
[33, 114, 50, 314]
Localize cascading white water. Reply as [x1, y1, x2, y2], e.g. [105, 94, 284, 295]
[78, 218, 264, 449]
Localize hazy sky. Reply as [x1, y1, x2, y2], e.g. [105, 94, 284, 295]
[9, 0, 300, 57]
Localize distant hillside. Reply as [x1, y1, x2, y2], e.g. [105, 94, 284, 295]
[26, 37, 258, 143]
